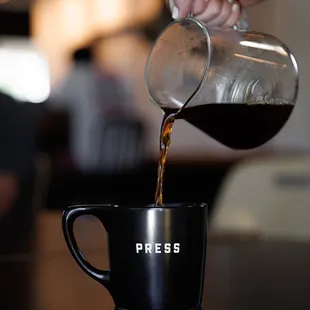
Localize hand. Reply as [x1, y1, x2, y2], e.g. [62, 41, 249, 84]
[168, 0, 241, 28]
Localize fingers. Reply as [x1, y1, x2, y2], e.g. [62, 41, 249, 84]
[173, 0, 194, 18]
[171, 0, 242, 29]
[194, 0, 222, 24]
[191, 0, 208, 16]
[223, 2, 240, 28]
[171, 0, 208, 18]
[208, 0, 238, 27]
[195, 0, 241, 28]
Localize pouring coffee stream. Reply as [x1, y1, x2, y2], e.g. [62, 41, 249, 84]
[60, 16, 299, 310]
[155, 91, 198, 207]
[149, 17, 299, 207]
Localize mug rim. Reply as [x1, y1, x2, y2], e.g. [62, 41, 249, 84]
[67, 202, 207, 211]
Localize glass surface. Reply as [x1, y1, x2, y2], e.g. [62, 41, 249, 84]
[145, 17, 299, 111]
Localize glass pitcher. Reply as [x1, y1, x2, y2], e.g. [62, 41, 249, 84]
[145, 17, 299, 150]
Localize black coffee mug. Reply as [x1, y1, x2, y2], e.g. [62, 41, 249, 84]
[62, 203, 208, 310]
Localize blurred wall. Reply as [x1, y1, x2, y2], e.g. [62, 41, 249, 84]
[248, 0, 310, 153]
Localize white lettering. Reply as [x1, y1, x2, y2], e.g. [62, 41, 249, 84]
[145, 243, 152, 253]
[136, 243, 143, 253]
[135, 243, 180, 254]
[155, 243, 161, 253]
[174, 243, 180, 253]
[164, 243, 171, 253]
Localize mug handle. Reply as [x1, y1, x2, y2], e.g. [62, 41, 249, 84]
[62, 206, 111, 289]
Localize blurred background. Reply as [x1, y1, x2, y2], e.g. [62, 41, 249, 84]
[1, 0, 310, 309]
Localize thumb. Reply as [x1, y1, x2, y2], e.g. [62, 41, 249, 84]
[170, 0, 193, 19]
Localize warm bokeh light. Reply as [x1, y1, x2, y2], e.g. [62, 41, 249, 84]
[31, 0, 163, 86]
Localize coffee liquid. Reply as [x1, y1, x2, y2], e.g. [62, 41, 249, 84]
[155, 113, 176, 207]
[155, 100, 294, 207]
[164, 102, 294, 150]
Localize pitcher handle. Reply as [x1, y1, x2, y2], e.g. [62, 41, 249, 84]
[62, 206, 111, 289]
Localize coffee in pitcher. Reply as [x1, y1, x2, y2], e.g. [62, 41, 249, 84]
[148, 17, 299, 207]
